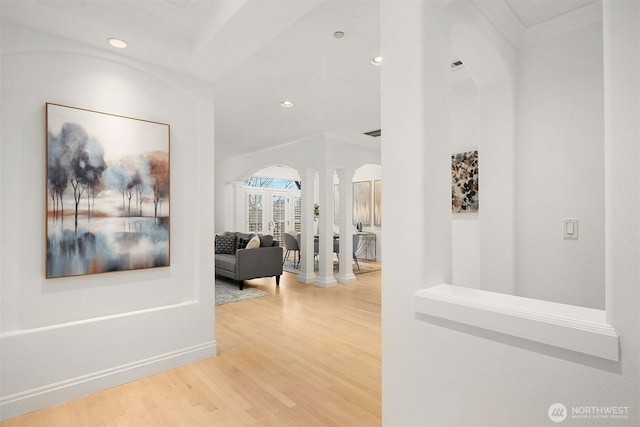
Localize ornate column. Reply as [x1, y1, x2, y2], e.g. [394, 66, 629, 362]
[336, 168, 356, 283]
[298, 168, 317, 283]
[315, 166, 337, 287]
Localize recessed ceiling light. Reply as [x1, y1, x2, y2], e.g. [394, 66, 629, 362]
[333, 31, 345, 39]
[108, 38, 128, 49]
[280, 100, 294, 108]
[371, 56, 382, 65]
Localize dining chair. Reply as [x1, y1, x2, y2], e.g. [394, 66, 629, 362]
[283, 232, 301, 268]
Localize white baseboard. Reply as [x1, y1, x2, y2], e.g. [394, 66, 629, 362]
[336, 273, 357, 284]
[0, 341, 217, 421]
[314, 276, 338, 287]
[297, 272, 317, 283]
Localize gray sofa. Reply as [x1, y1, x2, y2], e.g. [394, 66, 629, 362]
[215, 232, 283, 290]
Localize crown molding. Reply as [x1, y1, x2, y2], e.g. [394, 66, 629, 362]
[474, 0, 525, 49]
[474, 0, 602, 50]
[522, 1, 602, 48]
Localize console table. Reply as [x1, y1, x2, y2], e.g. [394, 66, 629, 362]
[354, 232, 376, 260]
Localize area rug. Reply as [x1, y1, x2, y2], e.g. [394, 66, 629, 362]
[282, 259, 381, 275]
[215, 277, 268, 306]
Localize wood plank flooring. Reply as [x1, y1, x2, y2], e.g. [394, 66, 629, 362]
[1, 270, 381, 427]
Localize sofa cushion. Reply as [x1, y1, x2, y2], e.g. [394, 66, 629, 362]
[246, 235, 261, 249]
[236, 232, 254, 241]
[259, 235, 274, 247]
[236, 232, 253, 247]
[237, 237, 252, 249]
[215, 253, 236, 272]
[215, 234, 236, 254]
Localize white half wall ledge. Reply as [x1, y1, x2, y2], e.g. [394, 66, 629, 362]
[415, 284, 619, 361]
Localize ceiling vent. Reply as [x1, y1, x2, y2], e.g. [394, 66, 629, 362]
[451, 59, 464, 70]
[364, 129, 381, 137]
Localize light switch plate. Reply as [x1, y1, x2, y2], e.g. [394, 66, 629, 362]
[563, 218, 578, 240]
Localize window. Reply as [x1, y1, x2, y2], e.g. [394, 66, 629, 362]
[247, 193, 263, 233]
[293, 196, 302, 232]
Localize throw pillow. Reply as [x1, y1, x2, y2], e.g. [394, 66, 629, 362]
[237, 237, 252, 249]
[259, 235, 274, 247]
[215, 234, 236, 254]
[237, 232, 254, 241]
[245, 235, 261, 249]
[236, 232, 254, 249]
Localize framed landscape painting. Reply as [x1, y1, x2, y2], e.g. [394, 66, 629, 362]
[46, 103, 170, 278]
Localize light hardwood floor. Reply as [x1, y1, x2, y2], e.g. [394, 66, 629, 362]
[1, 269, 381, 427]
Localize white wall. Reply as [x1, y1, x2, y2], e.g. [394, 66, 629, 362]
[449, 0, 517, 296]
[516, 22, 605, 309]
[448, 16, 605, 309]
[381, 1, 639, 426]
[451, 73, 481, 287]
[0, 23, 216, 419]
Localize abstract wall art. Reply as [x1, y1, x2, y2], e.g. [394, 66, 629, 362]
[46, 103, 170, 278]
[352, 181, 371, 226]
[451, 150, 478, 213]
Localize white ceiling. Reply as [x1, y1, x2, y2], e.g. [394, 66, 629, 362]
[1, 0, 601, 160]
[212, 0, 381, 158]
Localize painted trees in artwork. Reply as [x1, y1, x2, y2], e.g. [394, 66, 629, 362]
[48, 123, 107, 230]
[105, 155, 151, 215]
[104, 163, 130, 212]
[48, 122, 170, 226]
[83, 138, 108, 220]
[147, 151, 169, 218]
[123, 155, 151, 216]
[47, 131, 70, 219]
[88, 178, 105, 214]
[66, 126, 107, 229]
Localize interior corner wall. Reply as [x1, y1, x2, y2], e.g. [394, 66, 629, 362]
[0, 23, 216, 420]
[381, 1, 453, 424]
[214, 162, 230, 233]
[515, 22, 605, 309]
[382, 2, 638, 426]
[451, 76, 481, 287]
[449, 0, 517, 296]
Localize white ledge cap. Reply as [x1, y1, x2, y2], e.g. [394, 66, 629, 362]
[415, 284, 619, 361]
